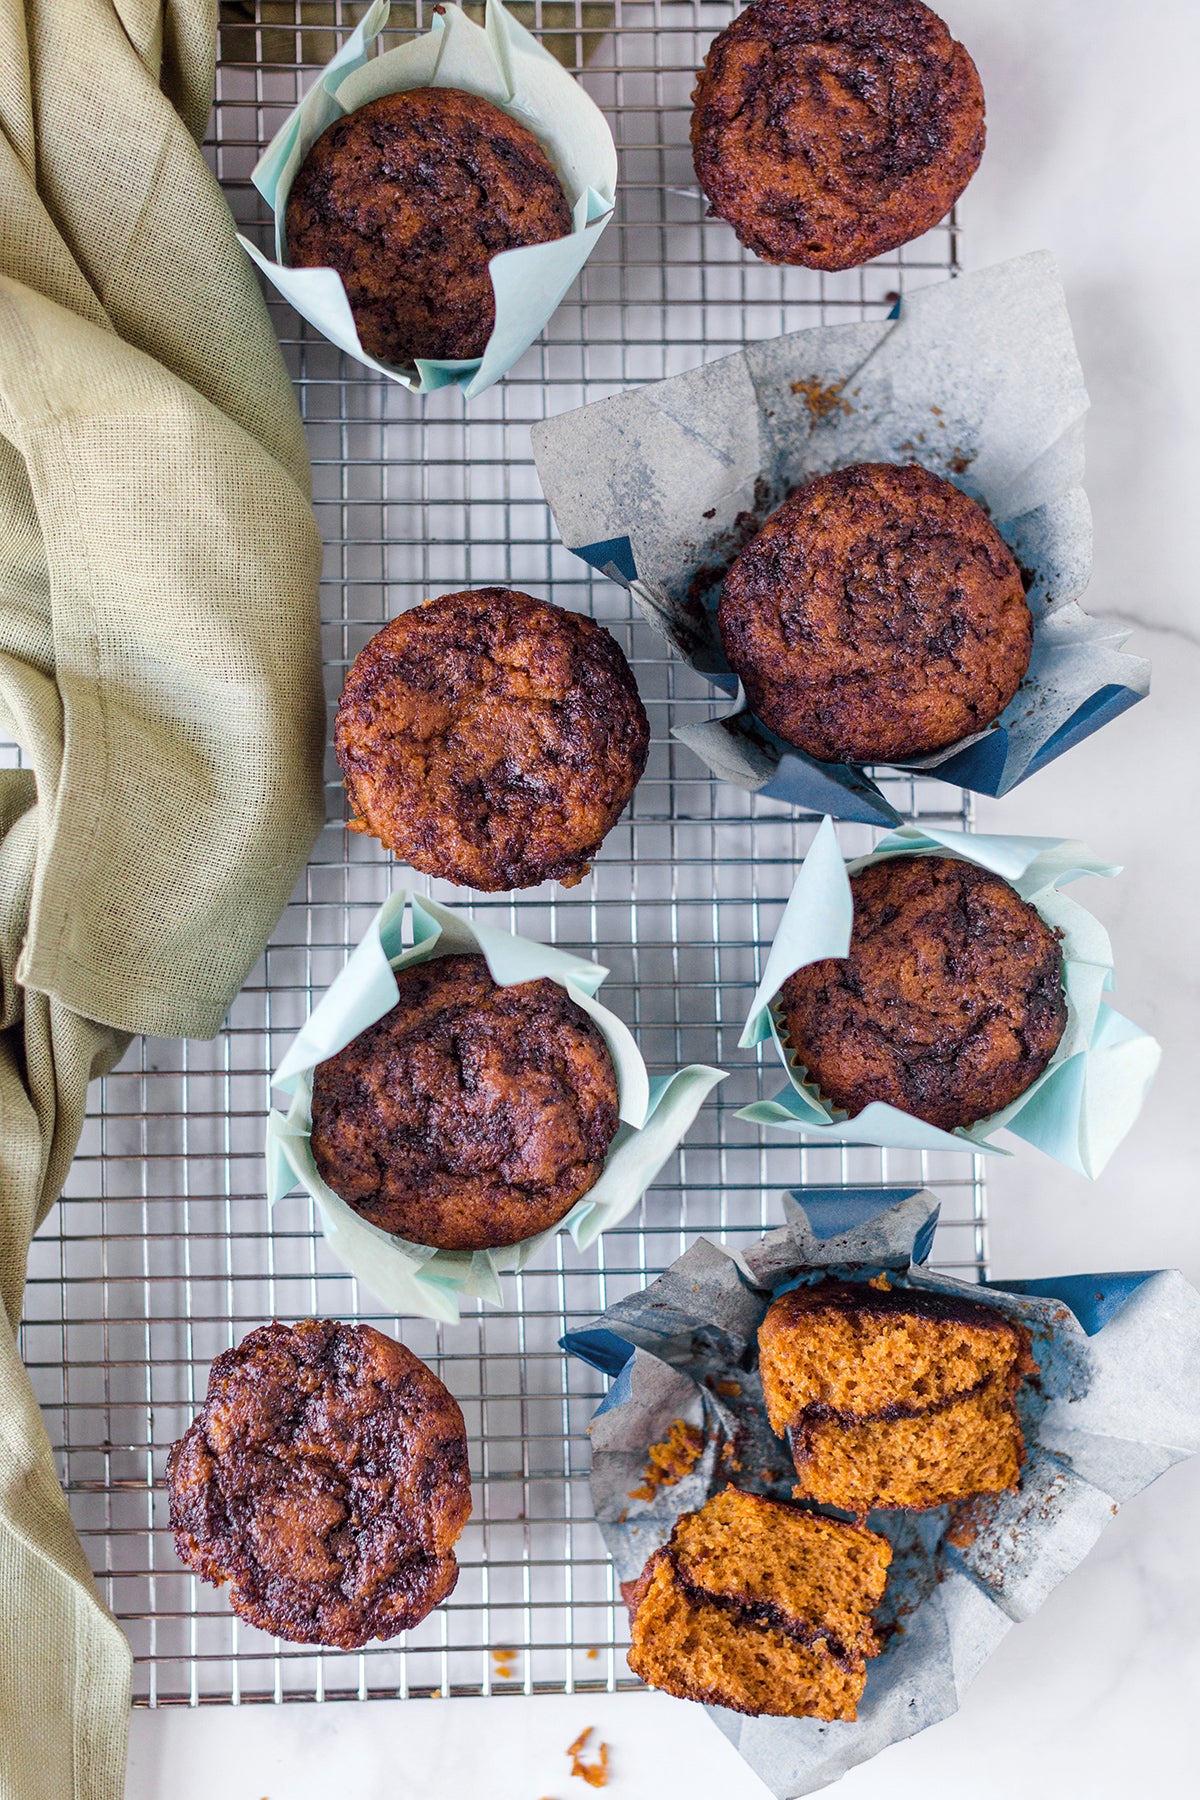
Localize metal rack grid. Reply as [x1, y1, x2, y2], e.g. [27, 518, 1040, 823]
[13, 0, 984, 1709]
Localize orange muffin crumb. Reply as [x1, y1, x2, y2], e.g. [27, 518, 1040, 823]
[629, 1418, 705, 1501]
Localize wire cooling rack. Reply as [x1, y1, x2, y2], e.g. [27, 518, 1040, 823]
[13, 0, 985, 1708]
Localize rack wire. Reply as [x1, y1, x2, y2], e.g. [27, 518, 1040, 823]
[13, 0, 983, 1708]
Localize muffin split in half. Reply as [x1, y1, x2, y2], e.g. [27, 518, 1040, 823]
[758, 1279, 1034, 1512]
[627, 1487, 892, 1719]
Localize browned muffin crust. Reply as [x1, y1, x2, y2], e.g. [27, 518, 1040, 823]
[779, 854, 1066, 1131]
[166, 1320, 471, 1648]
[690, 0, 985, 269]
[310, 952, 620, 1251]
[285, 86, 572, 365]
[335, 588, 650, 892]
[718, 463, 1031, 764]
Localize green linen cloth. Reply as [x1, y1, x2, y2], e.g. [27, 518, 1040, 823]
[0, 2, 325, 1795]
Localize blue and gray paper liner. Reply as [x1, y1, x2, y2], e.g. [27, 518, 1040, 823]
[532, 252, 1150, 825]
[562, 1189, 1200, 1799]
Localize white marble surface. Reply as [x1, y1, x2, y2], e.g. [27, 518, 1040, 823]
[127, 1, 1200, 1793]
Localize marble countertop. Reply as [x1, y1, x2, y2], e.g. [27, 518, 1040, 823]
[127, 1, 1200, 1793]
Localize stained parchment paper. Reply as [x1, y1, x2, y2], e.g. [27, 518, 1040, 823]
[735, 817, 1159, 1176]
[531, 254, 1150, 823]
[244, 0, 617, 398]
[563, 1188, 1200, 1797]
[265, 891, 724, 1321]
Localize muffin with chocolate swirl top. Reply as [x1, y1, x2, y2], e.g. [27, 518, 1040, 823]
[309, 952, 620, 1251]
[166, 1320, 471, 1648]
[778, 854, 1067, 1131]
[335, 588, 649, 892]
[285, 86, 572, 365]
[691, 0, 985, 269]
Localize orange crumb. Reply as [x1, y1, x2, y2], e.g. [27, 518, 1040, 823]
[868, 1274, 893, 1292]
[714, 1379, 741, 1398]
[789, 375, 851, 421]
[586, 1647, 599, 1660]
[628, 1418, 704, 1501]
[567, 1728, 610, 1788]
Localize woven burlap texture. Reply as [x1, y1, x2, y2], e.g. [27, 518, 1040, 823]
[0, 3, 325, 1795]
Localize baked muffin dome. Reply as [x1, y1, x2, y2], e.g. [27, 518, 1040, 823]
[717, 462, 1032, 764]
[690, 0, 985, 270]
[166, 1320, 471, 1648]
[335, 588, 650, 892]
[284, 86, 572, 365]
[778, 854, 1067, 1131]
[310, 953, 620, 1251]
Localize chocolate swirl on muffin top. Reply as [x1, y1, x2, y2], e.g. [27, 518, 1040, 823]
[310, 953, 620, 1251]
[718, 462, 1032, 764]
[778, 855, 1067, 1131]
[285, 86, 572, 364]
[166, 1320, 471, 1648]
[690, 0, 985, 269]
[335, 588, 650, 892]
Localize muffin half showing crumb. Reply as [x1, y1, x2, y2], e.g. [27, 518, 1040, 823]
[335, 588, 650, 891]
[310, 952, 620, 1251]
[691, 0, 985, 269]
[717, 462, 1032, 765]
[285, 87, 572, 365]
[166, 1320, 471, 1647]
[627, 1487, 892, 1719]
[778, 854, 1067, 1131]
[758, 1280, 1034, 1512]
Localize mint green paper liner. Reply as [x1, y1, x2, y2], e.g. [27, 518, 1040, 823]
[737, 817, 1160, 1177]
[241, 0, 616, 399]
[266, 892, 725, 1322]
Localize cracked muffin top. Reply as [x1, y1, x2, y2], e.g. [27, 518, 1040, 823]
[778, 854, 1067, 1131]
[309, 952, 621, 1250]
[335, 588, 650, 892]
[284, 86, 572, 365]
[691, 0, 985, 269]
[717, 462, 1032, 764]
[166, 1319, 471, 1648]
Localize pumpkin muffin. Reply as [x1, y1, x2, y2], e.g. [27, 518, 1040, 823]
[718, 462, 1032, 764]
[627, 1486, 891, 1719]
[778, 854, 1066, 1131]
[166, 1320, 471, 1648]
[758, 1279, 1034, 1512]
[309, 952, 620, 1251]
[336, 588, 650, 892]
[691, 0, 985, 269]
[285, 86, 572, 365]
